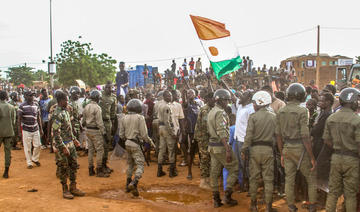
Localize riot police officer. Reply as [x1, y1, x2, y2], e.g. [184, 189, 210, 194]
[207, 89, 238, 208]
[120, 99, 153, 197]
[323, 88, 360, 212]
[275, 83, 317, 212]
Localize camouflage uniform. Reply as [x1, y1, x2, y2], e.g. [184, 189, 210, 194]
[194, 104, 211, 178]
[323, 107, 360, 212]
[275, 101, 317, 206]
[99, 92, 116, 163]
[207, 104, 239, 192]
[52, 106, 78, 186]
[69, 99, 81, 140]
[242, 107, 276, 205]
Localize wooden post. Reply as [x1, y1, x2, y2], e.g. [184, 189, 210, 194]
[315, 25, 320, 88]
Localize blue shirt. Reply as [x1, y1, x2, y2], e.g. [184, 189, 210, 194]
[39, 98, 51, 122]
[229, 125, 236, 147]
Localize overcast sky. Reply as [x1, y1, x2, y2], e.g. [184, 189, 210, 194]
[1, 0, 360, 77]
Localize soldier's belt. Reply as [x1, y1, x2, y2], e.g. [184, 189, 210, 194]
[333, 149, 359, 158]
[103, 118, 111, 122]
[251, 141, 273, 147]
[128, 138, 142, 146]
[284, 138, 302, 144]
[208, 142, 224, 147]
[63, 140, 72, 145]
[159, 122, 165, 126]
[87, 126, 99, 130]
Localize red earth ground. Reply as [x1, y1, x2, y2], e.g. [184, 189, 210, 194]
[0, 147, 327, 212]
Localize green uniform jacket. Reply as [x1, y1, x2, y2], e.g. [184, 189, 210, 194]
[323, 107, 360, 153]
[207, 104, 229, 152]
[194, 104, 211, 142]
[0, 101, 16, 137]
[52, 106, 75, 150]
[99, 92, 117, 121]
[243, 107, 276, 151]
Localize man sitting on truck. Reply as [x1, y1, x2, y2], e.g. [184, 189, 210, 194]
[352, 75, 360, 88]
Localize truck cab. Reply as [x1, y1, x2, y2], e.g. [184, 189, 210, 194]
[348, 64, 360, 87]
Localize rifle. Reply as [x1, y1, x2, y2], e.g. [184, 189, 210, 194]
[135, 137, 150, 166]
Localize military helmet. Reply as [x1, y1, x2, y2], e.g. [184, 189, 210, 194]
[252, 91, 272, 106]
[339, 88, 360, 105]
[126, 99, 143, 114]
[89, 90, 102, 100]
[54, 89, 62, 99]
[214, 89, 231, 101]
[69, 86, 81, 95]
[9, 91, 18, 99]
[286, 83, 306, 102]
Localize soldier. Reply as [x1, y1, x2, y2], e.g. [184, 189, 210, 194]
[99, 82, 117, 174]
[242, 91, 276, 212]
[275, 83, 317, 212]
[52, 91, 85, 199]
[157, 90, 177, 177]
[0, 91, 16, 178]
[69, 86, 81, 142]
[119, 99, 153, 197]
[323, 88, 360, 212]
[152, 91, 164, 157]
[194, 91, 214, 190]
[207, 89, 238, 208]
[8, 92, 21, 150]
[82, 90, 109, 178]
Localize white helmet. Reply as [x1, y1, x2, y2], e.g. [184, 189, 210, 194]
[252, 91, 272, 106]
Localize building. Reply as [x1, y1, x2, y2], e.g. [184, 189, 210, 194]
[280, 54, 353, 89]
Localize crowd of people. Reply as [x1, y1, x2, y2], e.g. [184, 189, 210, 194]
[1, 59, 360, 212]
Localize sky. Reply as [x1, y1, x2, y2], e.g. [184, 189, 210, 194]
[1, 0, 360, 78]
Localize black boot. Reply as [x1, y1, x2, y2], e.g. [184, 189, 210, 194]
[157, 164, 166, 177]
[128, 177, 139, 197]
[288, 204, 298, 212]
[103, 158, 113, 174]
[2, 167, 9, 179]
[224, 188, 238, 206]
[88, 166, 95, 176]
[125, 177, 132, 193]
[169, 163, 177, 178]
[213, 191, 223, 208]
[250, 200, 258, 212]
[96, 167, 110, 178]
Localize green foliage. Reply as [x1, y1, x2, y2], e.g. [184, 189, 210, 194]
[55, 39, 117, 87]
[5, 66, 35, 86]
[356, 56, 360, 64]
[33, 70, 50, 82]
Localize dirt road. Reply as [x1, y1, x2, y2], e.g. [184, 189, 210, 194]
[0, 148, 311, 212]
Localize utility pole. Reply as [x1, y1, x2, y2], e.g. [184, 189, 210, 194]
[315, 25, 320, 88]
[49, 0, 54, 89]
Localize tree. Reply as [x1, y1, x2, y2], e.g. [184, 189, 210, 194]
[33, 70, 50, 82]
[5, 66, 35, 86]
[356, 56, 360, 64]
[55, 38, 117, 87]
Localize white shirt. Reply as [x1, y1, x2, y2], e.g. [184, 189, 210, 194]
[234, 103, 255, 142]
[169, 102, 184, 135]
[231, 99, 241, 115]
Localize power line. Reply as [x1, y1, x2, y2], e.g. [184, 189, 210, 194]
[236, 27, 316, 49]
[322, 26, 360, 30]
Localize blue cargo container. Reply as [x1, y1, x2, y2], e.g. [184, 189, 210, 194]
[128, 65, 155, 88]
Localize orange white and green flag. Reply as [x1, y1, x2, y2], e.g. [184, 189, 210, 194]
[190, 15, 242, 79]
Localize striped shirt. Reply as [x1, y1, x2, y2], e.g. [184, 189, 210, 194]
[18, 101, 40, 132]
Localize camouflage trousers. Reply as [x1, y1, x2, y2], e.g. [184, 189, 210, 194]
[103, 120, 112, 162]
[86, 129, 104, 168]
[326, 154, 359, 212]
[56, 142, 78, 185]
[0, 137, 12, 167]
[249, 146, 274, 204]
[198, 139, 210, 178]
[126, 144, 145, 179]
[283, 145, 317, 205]
[210, 147, 239, 192]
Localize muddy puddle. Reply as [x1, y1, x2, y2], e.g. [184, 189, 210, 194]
[96, 184, 210, 206]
